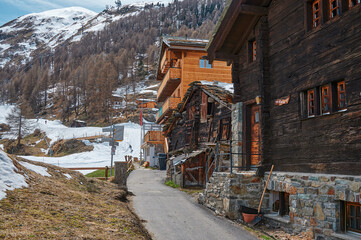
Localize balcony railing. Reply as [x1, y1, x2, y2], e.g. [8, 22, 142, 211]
[156, 97, 181, 123]
[157, 68, 181, 102]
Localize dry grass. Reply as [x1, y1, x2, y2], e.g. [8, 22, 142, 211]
[0, 157, 151, 240]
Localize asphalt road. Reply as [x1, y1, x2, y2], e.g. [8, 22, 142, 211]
[128, 168, 257, 240]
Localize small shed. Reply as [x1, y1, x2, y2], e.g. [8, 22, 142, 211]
[70, 120, 87, 128]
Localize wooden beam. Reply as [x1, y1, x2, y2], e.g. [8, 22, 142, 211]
[232, 16, 261, 55]
[240, 4, 268, 16]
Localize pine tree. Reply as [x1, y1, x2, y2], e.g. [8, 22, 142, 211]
[6, 100, 32, 146]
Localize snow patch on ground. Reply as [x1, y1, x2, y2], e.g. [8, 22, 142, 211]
[19, 161, 51, 177]
[63, 173, 72, 179]
[0, 104, 15, 123]
[0, 150, 28, 200]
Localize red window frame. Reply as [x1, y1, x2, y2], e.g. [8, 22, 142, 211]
[313, 0, 321, 28]
[329, 0, 340, 19]
[321, 85, 332, 114]
[252, 41, 257, 61]
[337, 81, 346, 110]
[349, 0, 361, 8]
[308, 89, 316, 117]
[346, 202, 361, 233]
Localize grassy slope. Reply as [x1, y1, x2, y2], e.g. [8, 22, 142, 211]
[0, 158, 150, 240]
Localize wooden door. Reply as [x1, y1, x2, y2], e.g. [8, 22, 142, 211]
[250, 105, 261, 165]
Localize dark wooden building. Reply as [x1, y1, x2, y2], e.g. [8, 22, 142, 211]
[205, 0, 361, 237]
[164, 81, 233, 187]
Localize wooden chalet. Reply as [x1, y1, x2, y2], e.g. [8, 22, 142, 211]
[203, 0, 361, 237]
[164, 81, 233, 187]
[140, 123, 165, 167]
[156, 36, 232, 124]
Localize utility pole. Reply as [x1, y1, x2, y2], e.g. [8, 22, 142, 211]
[110, 112, 115, 176]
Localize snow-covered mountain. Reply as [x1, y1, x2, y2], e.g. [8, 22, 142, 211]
[0, 1, 173, 68]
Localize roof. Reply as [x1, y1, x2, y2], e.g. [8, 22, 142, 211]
[207, 0, 272, 62]
[163, 81, 233, 134]
[172, 150, 206, 166]
[156, 36, 209, 80]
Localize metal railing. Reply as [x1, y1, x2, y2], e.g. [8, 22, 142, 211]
[204, 140, 261, 182]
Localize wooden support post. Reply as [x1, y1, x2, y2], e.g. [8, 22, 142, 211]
[105, 166, 109, 181]
[114, 161, 128, 187]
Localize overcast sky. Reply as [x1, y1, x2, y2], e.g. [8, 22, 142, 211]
[0, 0, 145, 26]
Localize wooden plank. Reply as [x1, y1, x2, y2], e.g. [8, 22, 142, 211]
[240, 4, 268, 16]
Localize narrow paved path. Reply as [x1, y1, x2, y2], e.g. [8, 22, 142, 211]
[128, 168, 257, 240]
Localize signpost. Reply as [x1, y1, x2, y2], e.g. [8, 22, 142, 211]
[102, 125, 124, 176]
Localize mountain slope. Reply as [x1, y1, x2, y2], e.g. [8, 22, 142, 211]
[0, 0, 226, 124]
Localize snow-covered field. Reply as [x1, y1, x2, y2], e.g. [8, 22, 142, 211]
[0, 150, 28, 200]
[21, 122, 141, 174]
[0, 104, 142, 174]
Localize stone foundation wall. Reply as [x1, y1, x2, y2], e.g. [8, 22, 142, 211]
[199, 171, 266, 219]
[265, 172, 361, 239]
[201, 170, 361, 239]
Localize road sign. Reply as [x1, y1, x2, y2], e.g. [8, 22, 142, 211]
[111, 146, 116, 155]
[114, 126, 124, 141]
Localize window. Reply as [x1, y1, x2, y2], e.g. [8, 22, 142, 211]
[248, 39, 257, 63]
[329, 0, 340, 18]
[199, 59, 205, 68]
[252, 41, 257, 61]
[313, 0, 321, 28]
[308, 89, 316, 117]
[270, 191, 290, 216]
[199, 59, 212, 69]
[320, 85, 331, 114]
[206, 60, 212, 68]
[345, 202, 361, 233]
[337, 81, 346, 110]
[349, 0, 360, 8]
[303, 80, 346, 118]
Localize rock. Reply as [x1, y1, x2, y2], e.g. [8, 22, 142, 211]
[314, 203, 325, 221]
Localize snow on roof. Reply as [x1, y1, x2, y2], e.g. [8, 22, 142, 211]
[200, 80, 234, 93]
[0, 151, 28, 200]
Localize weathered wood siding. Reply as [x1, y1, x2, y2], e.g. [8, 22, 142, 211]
[169, 88, 232, 152]
[234, 1, 361, 175]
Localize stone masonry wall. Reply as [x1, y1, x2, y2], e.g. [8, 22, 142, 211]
[265, 172, 361, 239]
[199, 171, 266, 219]
[231, 102, 243, 167]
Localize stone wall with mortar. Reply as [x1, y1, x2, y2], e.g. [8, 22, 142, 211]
[231, 102, 243, 167]
[199, 171, 266, 219]
[265, 171, 361, 239]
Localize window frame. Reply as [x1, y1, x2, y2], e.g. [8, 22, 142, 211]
[346, 202, 361, 234]
[302, 80, 346, 119]
[252, 41, 257, 62]
[248, 39, 257, 63]
[329, 0, 340, 19]
[349, 0, 361, 8]
[313, 0, 322, 28]
[199, 59, 206, 68]
[307, 89, 316, 117]
[337, 81, 347, 110]
[320, 84, 332, 115]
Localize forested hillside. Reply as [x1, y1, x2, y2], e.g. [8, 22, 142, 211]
[0, 0, 226, 124]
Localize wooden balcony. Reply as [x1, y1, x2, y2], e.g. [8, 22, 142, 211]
[156, 97, 181, 123]
[157, 68, 181, 102]
[142, 131, 165, 147]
